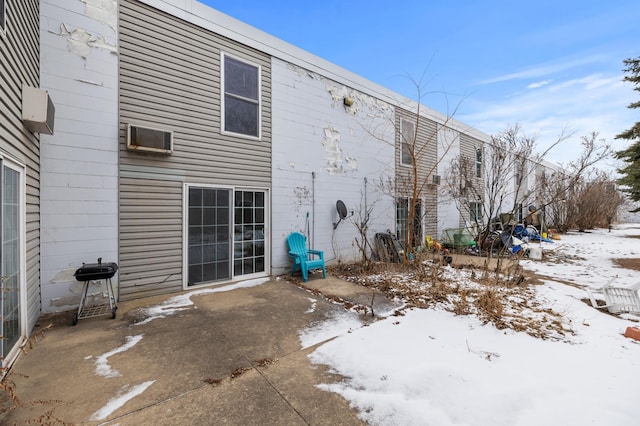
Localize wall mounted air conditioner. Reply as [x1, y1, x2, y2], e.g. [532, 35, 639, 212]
[126, 124, 173, 154]
[22, 85, 55, 135]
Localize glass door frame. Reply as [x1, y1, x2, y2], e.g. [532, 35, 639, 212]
[182, 183, 270, 290]
[0, 155, 27, 369]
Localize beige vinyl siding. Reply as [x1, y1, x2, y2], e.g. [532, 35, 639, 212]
[119, 0, 272, 299]
[0, 0, 41, 331]
[395, 109, 439, 240]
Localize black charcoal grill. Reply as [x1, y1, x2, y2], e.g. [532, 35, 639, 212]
[72, 258, 118, 325]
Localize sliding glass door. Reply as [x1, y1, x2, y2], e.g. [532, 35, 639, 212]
[186, 186, 267, 287]
[187, 187, 231, 286]
[1, 162, 22, 364]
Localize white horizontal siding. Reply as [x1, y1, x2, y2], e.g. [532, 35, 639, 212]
[39, 0, 119, 313]
[271, 58, 395, 273]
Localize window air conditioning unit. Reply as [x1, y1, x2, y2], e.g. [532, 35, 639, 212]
[126, 124, 173, 154]
[432, 175, 441, 185]
[22, 85, 55, 135]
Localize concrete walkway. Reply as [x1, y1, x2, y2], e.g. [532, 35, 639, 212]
[0, 275, 402, 425]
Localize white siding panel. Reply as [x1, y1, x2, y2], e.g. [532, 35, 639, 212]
[437, 126, 461, 237]
[271, 58, 395, 274]
[39, 0, 119, 313]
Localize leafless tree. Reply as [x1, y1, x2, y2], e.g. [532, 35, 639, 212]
[562, 170, 625, 231]
[396, 83, 471, 259]
[351, 187, 377, 264]
[445, 127, 616, 253]
[364, 74, 463, 262]
[539, 132, 613, 231]
[445, 124, 568, 246]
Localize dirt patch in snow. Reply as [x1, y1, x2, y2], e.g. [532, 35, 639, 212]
[613, 258, 640, 271]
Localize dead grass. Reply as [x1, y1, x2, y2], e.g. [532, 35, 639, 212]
[329, 258, 574, 341]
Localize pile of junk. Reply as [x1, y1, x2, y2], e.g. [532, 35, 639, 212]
[372, 206, 558, 263]
[479, 207, 557, 258]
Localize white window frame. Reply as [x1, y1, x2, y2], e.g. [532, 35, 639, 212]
[475, 147, 483, 178]
[400, 118, 415, 166]
[0, 155, 27, 369]
[182, 183, 270, 290]
[396, 197, 423, 246]
[220, 52, 262, 140]
[469, 201, 483, 223]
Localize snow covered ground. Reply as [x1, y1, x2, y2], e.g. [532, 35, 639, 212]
[304, 224, 640, 426]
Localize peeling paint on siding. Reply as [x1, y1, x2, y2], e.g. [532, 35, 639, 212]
[51, 268, 77, 284]
[287, 63, 321, 81]
[323, 126, 357, 175]
[293, 186, 312, 214]
[327, 84, 394, 120]
[81, 0, 118, 31]
[345, 156, 358, 170]
[286, 63, 393, 121]
[53, 23, 117, 58]
[76, 79, 105, 86]
[49, 268, 112, 307]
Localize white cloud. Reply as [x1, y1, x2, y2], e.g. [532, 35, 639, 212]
[459, 72, 635, 166]
[527, 80, 551, 89]
[477, 54, 606, 85]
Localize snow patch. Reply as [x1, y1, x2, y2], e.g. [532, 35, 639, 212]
[89, 381, 155, 421]
[94, 334, 143, 378]
[299, 309, 363, 349]
[135, 278, 270, 325]
[306, 225, 640, 425]
[306, 297, 318, 314]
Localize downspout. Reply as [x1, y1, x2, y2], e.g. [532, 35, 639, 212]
[364, 177, 369, 258]
[312, 171, 316, 249]
[364, 177, 368, 222]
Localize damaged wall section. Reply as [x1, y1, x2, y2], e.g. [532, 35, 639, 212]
[272, 58, 396, 273]
[39, 0, 119, 312]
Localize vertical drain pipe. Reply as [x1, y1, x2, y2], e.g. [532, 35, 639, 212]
[312, 171, 316, 249]
[364, 177, 368, 221]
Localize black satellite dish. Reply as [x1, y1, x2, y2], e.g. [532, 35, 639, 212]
[334, 200, 348, 229]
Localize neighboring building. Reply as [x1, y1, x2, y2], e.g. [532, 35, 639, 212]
[3, 0, 564, 336]
[0, 0, 55, 368]
[395, 109, 438, 247]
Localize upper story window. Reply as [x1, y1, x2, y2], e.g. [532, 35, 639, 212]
[222, 53, 261, 139]
[475, 147, 482, 177]
[514, 159, 524, 185]
[400, 118, 415, 166]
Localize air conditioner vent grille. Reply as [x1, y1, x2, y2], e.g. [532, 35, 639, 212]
[127, 124, 173, 154]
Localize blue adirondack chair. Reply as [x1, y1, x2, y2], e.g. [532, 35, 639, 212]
[287, 232, 326, 282]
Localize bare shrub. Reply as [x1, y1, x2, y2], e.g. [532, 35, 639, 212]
[453, 288, 471, 315]
[329, 258, 571, 340]
[476, 288, 504, 324]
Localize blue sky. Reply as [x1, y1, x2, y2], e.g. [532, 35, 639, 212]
[200, 0, 638, 167]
